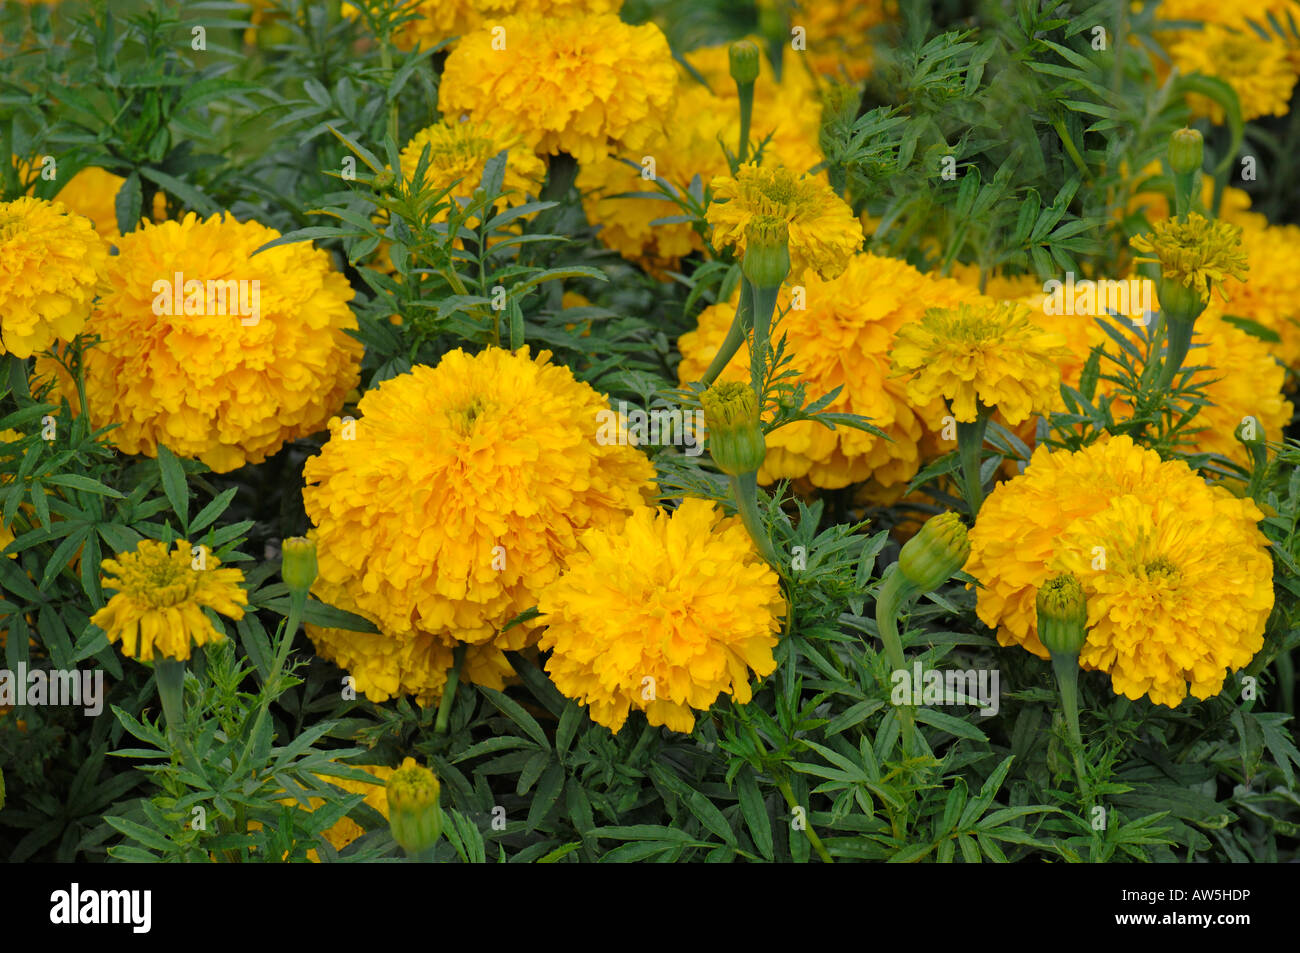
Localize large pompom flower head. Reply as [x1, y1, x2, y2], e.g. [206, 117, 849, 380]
[35, 212, 362, 473]
[0, 196, 108, 358]
[538, 499, 785, 734]
[966, 436, 1273, 708]
[437, 12, 677, 166]
[302, 346, 656, 706]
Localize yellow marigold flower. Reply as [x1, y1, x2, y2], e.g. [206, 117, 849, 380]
[12, 160, 167, 241]
[538, 499, 785, 733]
[35, 212, 362, 473]
[0, 197, 108, 359]
[707, 162, 862, 281]
[678, 253, 993, 490]
[1130, 212, 1247, 305]
[891, 300, 1070, 425]
[398, 117, 545, 222]
[90, 539, 248, 662]
[438, 13, 676, 165]
[302, 347, 656, 705]
[1214, 219, 1300, 371]
[1167, 25, 1298, 123]
[966, 436, 1273, 707]
[789, 0, 896, 80]
[577, 97, 819, 274]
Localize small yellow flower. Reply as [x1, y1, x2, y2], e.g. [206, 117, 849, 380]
[890, 300, 1069, 424]
[538, 499, 785, 733]
[707, 162, 863, 281]
[1130, 212, 1248, 304]
[0, 197, 108, 359]
[91, 539, 248, 662]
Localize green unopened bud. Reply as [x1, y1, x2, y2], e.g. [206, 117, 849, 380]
[1157, 276, 1207, 325]
[729, 40, 761, 87]
[1168, 127, 1204, 176]
[1036, 574, 1088, 657]
[701, 381, 766, 476]
[372, 169, 396, 192]
[741, 216, 791, 289]
[281, 536, 318, 595]
[898, 512, 970, 593]
[386, 757, 442, 855]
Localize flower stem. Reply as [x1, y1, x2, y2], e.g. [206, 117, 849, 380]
[700, 281, 753, 386]
[154, 658, 203, 776]
[875, 566, 917, 752]
[748, 279, 780, 396]
[736, 83, 754, 166]
[730, 471, 781, 571]
[956, 409, 991, 518]
[1156, 314, 1195, 392]
[776, 777, 833, 864]
[435, 644, 467, 734]
[1050, 652, 1093, 810]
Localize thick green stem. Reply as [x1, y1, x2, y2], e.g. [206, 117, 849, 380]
[748, 279, 780, 396]
[736, 83, 754, 166]
[730, 471, 781, 571]
[435, 644, 467, 734]
[1050, 652, 1092, 810]
[956, 410, 991, 518]
[875, 566, 917, 752]
[700, 281, 753, 386]
[155, 658, 203, 776]
[1156, 314, 1195, 392]
[776, 777, 833, 864]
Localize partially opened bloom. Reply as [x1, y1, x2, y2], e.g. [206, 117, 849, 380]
[1130, 213, 1248, 305]
[966, 437, 1273, 707]
[36, 213, 362, 473]
[891, 300, 1069, 424]
[679, 253, 993, 490]
[438, 13, 676, 164]
[91, 539, 248, 662]
[538, 499, 785, 733]
[302, 347, 655, 705]
[0, 196, 108, 358]
[707, 162, 862, 281]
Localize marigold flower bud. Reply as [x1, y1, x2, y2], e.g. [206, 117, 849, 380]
[741, 216, 791, 289]
[729, 40, 761, 87]
[1036, 573, 1088, 657]
[898, 512, 969, 593]
[386, 757, 442, 854]
[372, 170, 396, 192]
[1168, 127, 1204, 176]
[281, 536, 318, 595]
[701, 381, 766, 476]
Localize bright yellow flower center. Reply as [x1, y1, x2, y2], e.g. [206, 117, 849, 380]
[112, 544, 203, 608]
